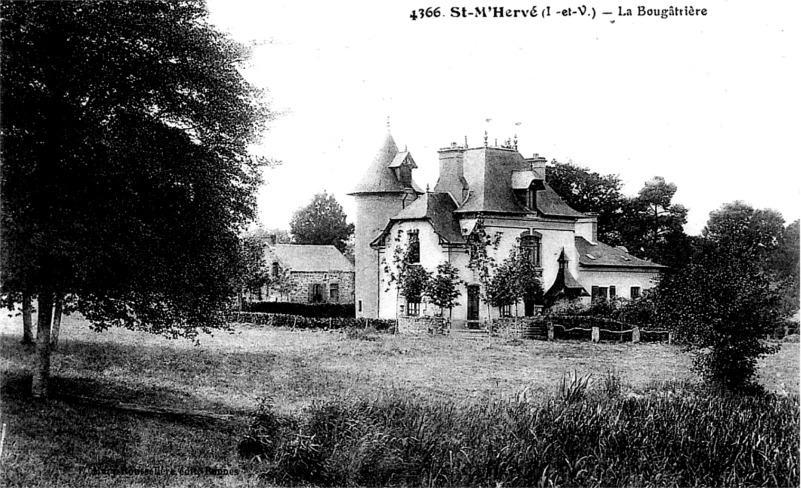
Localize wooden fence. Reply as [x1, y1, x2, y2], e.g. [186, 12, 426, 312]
[474, 315, 672, 343]
[226, 311, 672, 344]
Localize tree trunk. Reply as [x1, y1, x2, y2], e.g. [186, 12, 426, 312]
[50, 294, 64, 350]
[32, 293, 54, 399]
[21, 292, 35, 345]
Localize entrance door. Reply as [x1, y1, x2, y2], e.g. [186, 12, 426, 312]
[467, 285, 480, 323]
[524, 297, 535, 316]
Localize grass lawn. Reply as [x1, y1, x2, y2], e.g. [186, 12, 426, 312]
[1, 313, 798, 486]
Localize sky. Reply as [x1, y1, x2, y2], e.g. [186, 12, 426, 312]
[206, 0, 800, 236]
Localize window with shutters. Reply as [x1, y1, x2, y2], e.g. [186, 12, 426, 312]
[631, 286, 641, 299]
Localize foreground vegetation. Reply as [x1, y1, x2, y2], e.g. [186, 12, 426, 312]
[1, 315, 798, 486]
[242, 387, 799, 487]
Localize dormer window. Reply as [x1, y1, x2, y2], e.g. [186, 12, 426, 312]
[527, 187, 536, 210]
[513, 185, 538, 212]
[397, 164, 412, 187]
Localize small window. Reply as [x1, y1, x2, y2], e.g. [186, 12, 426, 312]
[407, 230, 420, 264]
[329, 283, 340, 303]
[407, 300, 420, 316]
[609, 286, 616, 298]
[309, 283, 325, 304]
[500, 303, 512, 317]
[631, 287, 641, 299]
[591, 286, 608, 302]
[358, 300, 362, 312]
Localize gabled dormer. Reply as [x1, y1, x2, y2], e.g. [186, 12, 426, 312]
[388, 151, 417, 188]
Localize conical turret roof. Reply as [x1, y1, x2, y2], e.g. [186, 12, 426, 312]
[349, 132, 423, 195]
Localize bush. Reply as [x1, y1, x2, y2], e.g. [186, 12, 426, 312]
[240, 386, 800, 487]
[545, 294, 657, 329]
[246, 301, 355, 318]
[656, 248, 782, 391]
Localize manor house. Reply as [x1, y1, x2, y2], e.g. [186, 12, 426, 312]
[349, 131, 663, 323]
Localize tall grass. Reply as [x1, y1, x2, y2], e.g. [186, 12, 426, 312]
[241, 385, 800, 487]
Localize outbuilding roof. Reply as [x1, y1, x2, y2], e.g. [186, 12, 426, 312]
[574, 237, 665, 269]
[270, 244, 354, 273]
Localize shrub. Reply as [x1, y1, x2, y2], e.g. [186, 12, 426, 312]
[545, 294, 657, 329]
[656, 247, 782, 391]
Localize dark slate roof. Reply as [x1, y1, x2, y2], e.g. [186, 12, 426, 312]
[545, 249, 589, 299]
[453, 147, 584, 218]
[270, 244, 354, 272]
[536, 184, 586, 218]
[389, 192, 465, 244]
[349, 133, 423, 195]
[575, 237, 665, 269]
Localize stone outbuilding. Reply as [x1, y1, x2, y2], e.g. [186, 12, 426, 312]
[258, 244, 355, 304]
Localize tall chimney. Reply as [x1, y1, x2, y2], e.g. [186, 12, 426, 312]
[434, 144, 468, 204]
[524, 153, 548, 180]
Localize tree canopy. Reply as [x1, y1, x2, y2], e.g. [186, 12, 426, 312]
[546, 163, 691, 267]
[546, 161, 626, 245]
[289, 191, 354, 253]
[703, 201, 785, 259]
[0, 0, 270, 396]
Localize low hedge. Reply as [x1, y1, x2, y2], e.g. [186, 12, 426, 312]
[245, 302, 355, 318]
[228, 311, 395, 332]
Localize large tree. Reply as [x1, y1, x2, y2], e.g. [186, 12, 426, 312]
[0, 1, 269, 397]
[704, 203, 797, 315]
[289, 191, 354, 253]
[619, 176, 689, 265]
[703, 201, 785, 259]
[546, 161, 626, 245]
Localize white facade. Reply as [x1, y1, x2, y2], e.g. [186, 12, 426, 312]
[352, 134, 664, 322]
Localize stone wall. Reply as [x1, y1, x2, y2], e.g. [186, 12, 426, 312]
[283, 270, 355, 304]
[292, 271, 355, 304]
